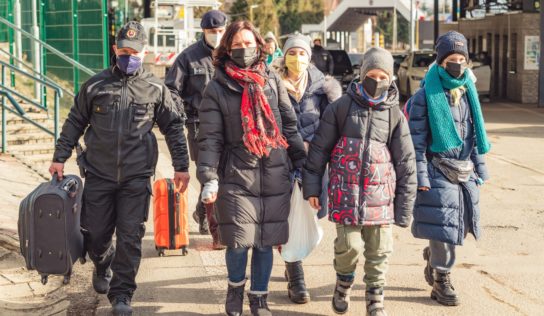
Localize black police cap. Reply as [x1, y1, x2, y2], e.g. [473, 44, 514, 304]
[200, 10, 227, 29]
[117, 21, 147, 52]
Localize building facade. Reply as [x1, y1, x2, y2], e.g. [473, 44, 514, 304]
[442, 12, 540, 103]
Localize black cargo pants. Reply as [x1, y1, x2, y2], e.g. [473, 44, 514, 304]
[187, 122, 206, 220]
[81, 172, 151, 301]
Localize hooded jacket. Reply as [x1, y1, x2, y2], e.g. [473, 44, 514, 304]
[303, 81, 417, 227]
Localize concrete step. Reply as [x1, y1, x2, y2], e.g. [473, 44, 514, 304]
[6, 132, 55, 146]
[2, 121, 56, 135]
[8, 143, 56, 156]
[5, 115, 52, 126]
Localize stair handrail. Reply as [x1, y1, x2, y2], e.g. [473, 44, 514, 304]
[1, 60, 63, 100]
[0, 47, 75, 98]
[0, 90, 56, 154]
[1, 61, 62, 153]
[0, 16, 96, 76]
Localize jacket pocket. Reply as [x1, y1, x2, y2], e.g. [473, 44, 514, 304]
[131, 102, 155, 131]
[143, 133, 159, 171]
[91, 103, 115, 130]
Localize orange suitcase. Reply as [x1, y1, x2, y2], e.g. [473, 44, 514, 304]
[153, 178, 189, 256]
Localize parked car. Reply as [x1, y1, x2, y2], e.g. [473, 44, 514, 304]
[469, 53, 491, 97]
[348, 53, 364, 70]
[397, 51, 436, 98]
[392, 51, 408, 81]
[329, 50, 357, 90]
[398, 51, 491, 99]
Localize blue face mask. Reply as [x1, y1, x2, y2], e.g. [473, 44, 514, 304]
[116, 55, 142, 75]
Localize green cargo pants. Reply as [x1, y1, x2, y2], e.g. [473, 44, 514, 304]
[334, 224, 393, 288]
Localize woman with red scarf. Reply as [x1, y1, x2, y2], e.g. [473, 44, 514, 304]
[197, 21, 306, 316]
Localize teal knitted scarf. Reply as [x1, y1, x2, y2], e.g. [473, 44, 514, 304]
[424, 64, 491, 154]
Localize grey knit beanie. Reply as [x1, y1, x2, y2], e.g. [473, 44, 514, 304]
[282, 33, 312, 58]
[360, 47, 394, 84]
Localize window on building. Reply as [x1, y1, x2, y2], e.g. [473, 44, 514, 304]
[510, 33, 517, 73]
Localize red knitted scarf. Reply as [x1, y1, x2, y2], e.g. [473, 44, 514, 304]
[224, 61, 288, 157]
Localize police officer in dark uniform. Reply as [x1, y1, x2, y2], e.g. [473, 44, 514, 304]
[311, 38, 335, 75]
[165, 10, 227, 247]
[49, 21, 190, 316]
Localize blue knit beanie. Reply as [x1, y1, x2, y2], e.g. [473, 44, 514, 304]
[436, 31, 469, 64]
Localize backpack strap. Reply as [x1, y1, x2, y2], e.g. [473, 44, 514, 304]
[387, 106, 402, 147]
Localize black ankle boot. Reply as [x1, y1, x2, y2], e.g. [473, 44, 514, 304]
[92, 266, 112, 294]
[247, 293, 272, 316]
[225, 281, 245, 316]
[431, 272, 460, 306]
[285, 261, 310, 304]
[111, 295, 132, 316]
[423, 247, 434, 286]
[332, 278, 353, 314]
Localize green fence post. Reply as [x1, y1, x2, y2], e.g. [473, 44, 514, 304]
[72, 0, 79, 94]
[1, 65, 5, 153]
[39, 0, 46, 108]
[102, 0, 109, 68]
[8, 0, 15, 88]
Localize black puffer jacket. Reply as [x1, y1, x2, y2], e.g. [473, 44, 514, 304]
[303, 82, 417, 227]
[197, 66, 306, 248]
[165, 39, 214, 123]
[53, 66, 188, 182]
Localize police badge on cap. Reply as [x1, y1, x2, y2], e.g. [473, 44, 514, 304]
[117, 21, 147, 52]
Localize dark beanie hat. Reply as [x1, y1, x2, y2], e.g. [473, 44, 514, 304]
[436, 31, 469, 64]
[200, 10, 227, 29]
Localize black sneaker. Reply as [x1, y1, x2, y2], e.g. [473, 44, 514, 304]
[111, 295, 132, 316]
[92, 267, 112, 294]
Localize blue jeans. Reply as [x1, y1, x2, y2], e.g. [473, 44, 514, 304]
[225, 246, 273, 293]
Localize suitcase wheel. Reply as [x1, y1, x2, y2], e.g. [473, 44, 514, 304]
[63, 275, 71, 285]
[181, 247, 188, 256]
[158, 249, 165, 257]
[41, 275, 48, 285]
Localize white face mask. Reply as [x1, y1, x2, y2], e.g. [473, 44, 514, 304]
[205, 33, 222, 49]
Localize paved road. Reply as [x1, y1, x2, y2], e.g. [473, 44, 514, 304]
[86, 101, 544, 315]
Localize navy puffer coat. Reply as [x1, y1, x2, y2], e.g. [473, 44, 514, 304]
[408, 84, 489, 245]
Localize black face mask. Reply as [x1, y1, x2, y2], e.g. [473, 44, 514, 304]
[230, 47, 259, 68]
[362, 76, 389, 99]
[445, 61, 467, 78]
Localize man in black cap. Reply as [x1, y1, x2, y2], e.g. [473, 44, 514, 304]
[49, 21, 190, 316]
[165, 9, 227, 249]
[311, 38, 334, 75]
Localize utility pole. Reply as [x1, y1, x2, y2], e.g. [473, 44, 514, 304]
[539, 3, 544, 107]
[410, 0, 415, 52]
[393, 0, 398, 50]
[434, 0, 439, 44]
[452, 0, 458, 22]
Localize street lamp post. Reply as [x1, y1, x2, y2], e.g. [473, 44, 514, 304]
[539, 3, 544, 107]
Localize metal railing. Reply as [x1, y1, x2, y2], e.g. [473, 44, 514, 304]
[0, 14, 96, 154]
[0, 16, 95, 77]
[1, 61, 63, 154]
[0, 47, 75, 98]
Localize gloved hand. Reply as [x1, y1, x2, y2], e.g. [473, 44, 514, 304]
[201, 179, 219, 204]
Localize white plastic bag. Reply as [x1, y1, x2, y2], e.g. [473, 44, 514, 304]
[281, 183, 323, 262]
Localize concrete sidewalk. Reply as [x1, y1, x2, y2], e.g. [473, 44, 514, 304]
[1, 101, 543, 315]
[96, 101, 544, 315]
